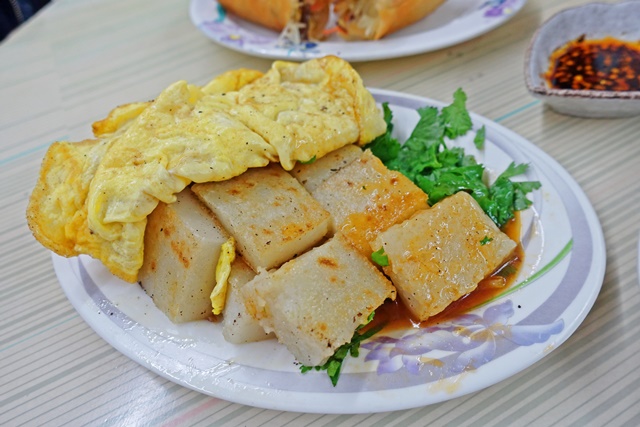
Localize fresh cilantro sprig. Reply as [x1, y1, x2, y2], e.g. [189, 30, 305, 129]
[367, 103, 400, 163]
[480, 236, 493, 245]
[300, 312, 382, 386]
[366, 88, 540, 228]
[441, 88, 473, 139]
[474, 126, 486, 149]
[371, 247, 389, 266]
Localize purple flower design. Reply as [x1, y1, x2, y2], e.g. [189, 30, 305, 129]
[481, 0, 521, 17]
[363, 300, 564, 377]
[200, 4, 319, 55]
[278, 41, 322, 56]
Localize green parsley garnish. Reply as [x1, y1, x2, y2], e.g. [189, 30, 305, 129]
[371, 247, 389, 267]
[474, 125, 486, 149]
[441, 88, 473, 139]
[367, 103, 400, 163]
[300, 312, 382, 386]
[365, 88, 541, 228]
[496, 264, 518, 278]
[299, 155, 317, 164]
[480, 236, 493, 245]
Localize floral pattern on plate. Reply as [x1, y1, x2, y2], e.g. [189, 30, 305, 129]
[53, 89, 605, 413]
[482, 0, 521, 17]
[190, 0, 528, 61]
[364, 300, 564, 377]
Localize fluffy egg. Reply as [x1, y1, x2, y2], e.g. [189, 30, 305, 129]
[27, 56, 386, 283]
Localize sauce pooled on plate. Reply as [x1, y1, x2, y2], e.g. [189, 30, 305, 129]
[369, 212, 524, 331]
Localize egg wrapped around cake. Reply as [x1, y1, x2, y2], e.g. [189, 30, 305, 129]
[26, 57, 522, 372]
[27, 56, 386, 283]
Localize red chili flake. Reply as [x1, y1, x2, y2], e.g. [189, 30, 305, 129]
[545, 35, 640, 91]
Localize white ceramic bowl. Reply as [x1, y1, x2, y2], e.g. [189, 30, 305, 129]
[525, 1, 640, 118]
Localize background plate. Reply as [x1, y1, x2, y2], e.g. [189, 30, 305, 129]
[53, 89, 605, 414]
[189, 0, 527, 61]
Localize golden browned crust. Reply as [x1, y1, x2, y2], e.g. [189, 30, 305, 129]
[26, 139, 143, 283]
[26, 57, 384, 283]
[201, 69, 264, 95]
[92, 102, 150, 137]
[217, 0, 331, 40]
[335, 0, 446, 40]
[26, 140, 97, 258]
[218, 0, 296, 32]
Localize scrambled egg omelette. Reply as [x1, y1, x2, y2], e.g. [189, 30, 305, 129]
[27, 56, 386, 283]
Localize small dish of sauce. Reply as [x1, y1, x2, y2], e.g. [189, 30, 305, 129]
[525, 1, 640, 117]
[545, 35, 640, 92]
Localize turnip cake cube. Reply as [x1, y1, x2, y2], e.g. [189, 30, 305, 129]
[290, 144, 362, 192]
[192, 163, 331, 272]
[139, 189, 229, 323]
[371, 191, 517, 321]
[222, 257, 274, 344]
[311, 149, 428, 255]
[242, 233, 396, 366]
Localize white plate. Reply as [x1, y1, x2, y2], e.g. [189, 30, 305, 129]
[189, 0, 527, 61]
[53, 89, 605, 414]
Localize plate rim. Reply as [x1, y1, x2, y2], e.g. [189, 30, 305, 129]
[52, 88, 606, 413]
[189, 0, 528, 62]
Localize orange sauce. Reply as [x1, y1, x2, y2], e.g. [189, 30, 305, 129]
[368, 212, 524, 332]
[545, 35, 640, 91]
